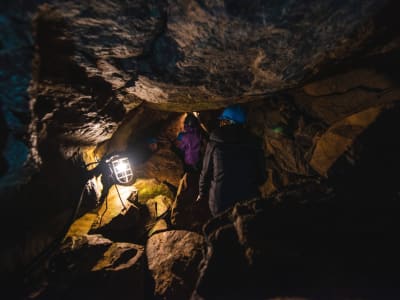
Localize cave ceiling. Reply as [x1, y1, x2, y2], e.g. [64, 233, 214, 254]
[1, 0, 399, 168]
[33, 0, 394, 109]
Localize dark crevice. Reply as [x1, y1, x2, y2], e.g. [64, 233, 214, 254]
[303, 85, 392, 98]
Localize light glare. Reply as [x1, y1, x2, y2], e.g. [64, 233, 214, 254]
[111, 157, 133, 184]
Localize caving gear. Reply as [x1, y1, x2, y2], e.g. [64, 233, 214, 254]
[218, 105, 246, 124]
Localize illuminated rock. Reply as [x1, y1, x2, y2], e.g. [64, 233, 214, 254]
[146, 230, 205, 300]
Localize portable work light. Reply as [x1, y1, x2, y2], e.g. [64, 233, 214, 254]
[105, 154, 134, 185]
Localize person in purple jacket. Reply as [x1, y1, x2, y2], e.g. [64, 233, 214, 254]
[176, 113, 203, 172]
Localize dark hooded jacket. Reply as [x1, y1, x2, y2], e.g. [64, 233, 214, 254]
[199, 124, 267, 216]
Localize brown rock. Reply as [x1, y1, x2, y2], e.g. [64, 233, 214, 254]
[43, 234, 145, 300]
[266, 134, 310, 176]
[171, 172, 211, 232]
[296, 69, 400, 125]
[303, 69, 392, 96]
[146, 230, 205, 300]
[139, 146, 184, 187]
[310, 106, 383, 176]
[90, 202, 149, 244]
[31, 0, 395, 112]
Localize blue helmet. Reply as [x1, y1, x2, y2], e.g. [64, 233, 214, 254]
[219, 105, 246, 124]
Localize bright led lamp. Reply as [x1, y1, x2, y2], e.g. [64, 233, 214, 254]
[106, 154, 134, 185]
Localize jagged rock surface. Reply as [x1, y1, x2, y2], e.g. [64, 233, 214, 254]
[146, 230, 206, 300]
[193, 186, 400, 300]
[34, 234, 146, 300]
[295, 67, 400, 125]
[30, 0, 398, 115]
[0, 0, 37, 182]
[310, 106, 384, 176]
[171, 172, 211, 232]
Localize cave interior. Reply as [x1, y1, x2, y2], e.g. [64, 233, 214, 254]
[1, 1, 400, 299]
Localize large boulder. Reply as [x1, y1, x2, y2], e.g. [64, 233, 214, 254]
[171, 172, 211, 232]
[295, 68, 400, 125]
[193, 188, 400, 299]
[137, 146, 184, 187]
[32, 234, 146, 300]
[146, 230, 206, 300]
[89, 201, 149, 244]
[310, 106, 384, 176]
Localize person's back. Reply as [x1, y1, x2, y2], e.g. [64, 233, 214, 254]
[198, 105, 266, 216]
[179, 126, 201, 167]
[209, 124, 264, 211]
[177, 113, 203, 171]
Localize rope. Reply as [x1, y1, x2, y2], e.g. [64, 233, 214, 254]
[98, 194, 108, 227]
[115, 184, 127, 211]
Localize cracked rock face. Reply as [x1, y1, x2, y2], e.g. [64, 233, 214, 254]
[25, 0, 399, 171]
[3, 0, 397, 166]
[146, 230, 206, 300]
[33, 234, 146, 300]
[32, 0, 393, 113]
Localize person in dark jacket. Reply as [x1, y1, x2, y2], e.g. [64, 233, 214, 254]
[197, 105, 267, 216]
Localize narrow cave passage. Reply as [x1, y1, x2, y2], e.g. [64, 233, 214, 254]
[66, 108, 205, 242]
[18, 99, 400, 300]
